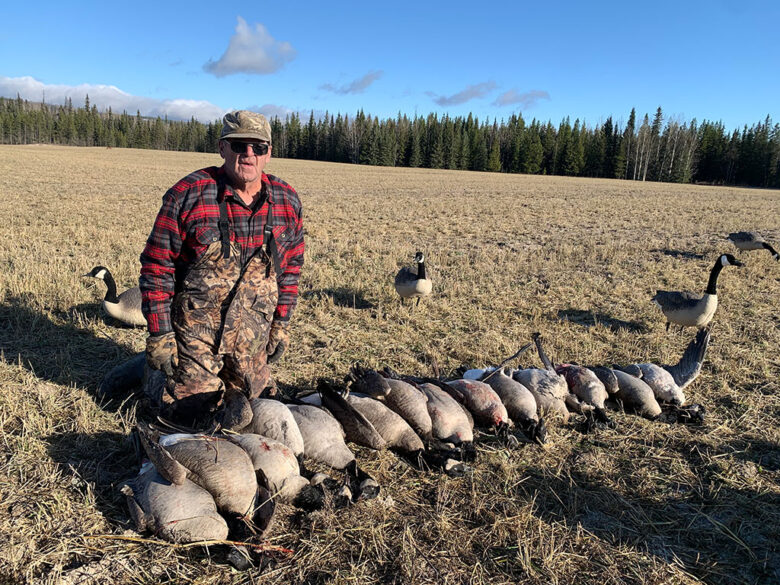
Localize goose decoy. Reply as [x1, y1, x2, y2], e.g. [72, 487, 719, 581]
[651, 254, 743, 332]
[727, 231, 779, 260]
[394, 251, 432, 305]
[512, 333, 571, 422]
[83, 265, 146, 327]
[618, 327, 711, 406]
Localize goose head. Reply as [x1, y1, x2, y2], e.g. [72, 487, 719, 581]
[414, 251, 425, 264]
[720, 254, 743, 268]
[83, 265, 110, 280]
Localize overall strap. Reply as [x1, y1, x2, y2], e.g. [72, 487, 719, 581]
[263, 190, 282, 276]
[217, 194, 231, 260]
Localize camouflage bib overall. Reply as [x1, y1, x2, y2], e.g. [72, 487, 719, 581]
[166, 187, 279, 412]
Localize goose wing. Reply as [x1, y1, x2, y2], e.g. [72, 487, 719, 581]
[652, 290, 702, 311]
[394, 266, 416, 285]
[727, 231, 762, 243]
[662, 327, 711, 389]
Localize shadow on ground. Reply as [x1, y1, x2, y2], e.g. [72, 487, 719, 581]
[558, 308, 647, 333]
[513, 432, 780, 585]
[651, 248, 706, 260]
[0, 296, 138, 406]
[302, 287, 374, 310]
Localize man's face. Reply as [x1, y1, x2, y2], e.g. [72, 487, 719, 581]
[219, 139, 272, 190]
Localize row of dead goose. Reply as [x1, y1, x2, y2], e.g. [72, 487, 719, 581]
[115, 328, 709, 545]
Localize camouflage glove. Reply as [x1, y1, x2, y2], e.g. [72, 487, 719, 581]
[266, 321, 290, 363]
[146, 332, 178, 377]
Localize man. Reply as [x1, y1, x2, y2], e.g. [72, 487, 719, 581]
[139, 110, 304, 427]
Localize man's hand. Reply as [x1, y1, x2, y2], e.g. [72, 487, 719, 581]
[146, 332, 178, 377]
[266, 321, 290, 363]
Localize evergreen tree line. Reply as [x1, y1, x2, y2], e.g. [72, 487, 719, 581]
[2, 95, 778, 188]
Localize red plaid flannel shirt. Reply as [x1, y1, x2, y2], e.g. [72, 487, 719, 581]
[139, 166, 304, 334]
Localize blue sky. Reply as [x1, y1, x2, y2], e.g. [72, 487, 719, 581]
[2, 1, 778, 132]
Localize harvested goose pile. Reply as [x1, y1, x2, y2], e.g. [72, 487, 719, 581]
[114, 328, 710, 548]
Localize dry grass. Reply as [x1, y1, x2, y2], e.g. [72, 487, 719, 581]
[0, 144, 778, 585]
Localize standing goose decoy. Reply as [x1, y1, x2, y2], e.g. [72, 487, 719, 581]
[651, 254, 743, 332]
[727, 231, 779, 261]
[394, 251, 432, 305]
[618, 327, 711, 406]
[83, 266, 146, 327]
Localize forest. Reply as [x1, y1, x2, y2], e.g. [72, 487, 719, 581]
[1, 94, 778, 189]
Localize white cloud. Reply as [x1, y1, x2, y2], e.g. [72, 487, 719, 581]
[429, 81, 497, 106]
[203, 17, 296, 77]
[320, 71, 383, 95]
[493, 89, 550, 109]
[0, 75, 226, 122]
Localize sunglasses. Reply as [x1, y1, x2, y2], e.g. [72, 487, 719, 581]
[227, 141, 270, 155]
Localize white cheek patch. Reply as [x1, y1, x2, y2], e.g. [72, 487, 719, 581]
[95, 268, 107, 279]
[720, 255, 729, 266]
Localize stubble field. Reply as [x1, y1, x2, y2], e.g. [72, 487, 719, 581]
[0, 144, 778, 585]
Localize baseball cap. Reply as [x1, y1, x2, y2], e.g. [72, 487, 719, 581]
[220, 110, 272, 143]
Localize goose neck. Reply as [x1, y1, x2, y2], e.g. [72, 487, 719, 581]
[417, 260, 427, 280]
[705, 260, 724, 295]
[102, 272, 119, 303]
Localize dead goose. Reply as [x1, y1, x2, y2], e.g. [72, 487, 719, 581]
[441, 378, 513, 433]
[317, 380, 387, 450]
[83, 265, 146, 327]
[417, 381, 474, 446]
[378, 371, 434, 439]
[618, 327, 711, 406]
[482, 368, 547, 443]
[651, 254, 743, 331]
[345, 364, 391, 398]
[244, 398, 305, 458]
[136, 427, 274, 538]
[610, 369, 663, 419]
[727, 231, 779, 260]
[228, 434, 325, 511]
[297, 388, 465, 475]
[554, 364, 612, 425]
[394, 251, 432, 305]
[286, 402, 380, 502]
[512, 333, 571, 422]
[121, 462, 229, 543]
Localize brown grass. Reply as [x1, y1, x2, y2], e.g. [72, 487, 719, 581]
[0, 144, 778, 585]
